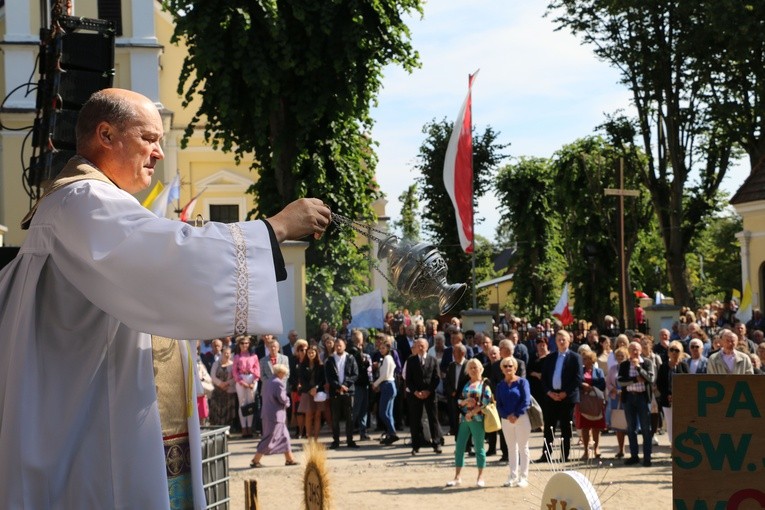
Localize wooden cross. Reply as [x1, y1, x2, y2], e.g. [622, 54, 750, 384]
[604, 159, 639, 331]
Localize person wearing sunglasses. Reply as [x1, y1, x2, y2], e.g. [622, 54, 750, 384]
[656, 340, 689, 441]
[687, 338, 708, 374]
[495, 357, 531, 488]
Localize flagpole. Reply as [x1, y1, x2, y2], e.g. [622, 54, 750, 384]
[469, 71, 477, 310]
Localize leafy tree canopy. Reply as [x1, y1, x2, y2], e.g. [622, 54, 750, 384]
[394, 184, 420, 241]
[495, 157, 565, 320]
[547, 1, 735, 307]
[163, 0, 424, 326]
[551, 134, 653, 328]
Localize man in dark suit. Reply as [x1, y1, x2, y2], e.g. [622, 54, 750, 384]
[281, 329, 299, 360]
[473, 332, 493, 365]
[617, 341, 656, 466]
[540, 330, 583, 462]
[325, 338, 359, 449]
[444, 343, 469, 437]
[395, 324, 417, 429]
[397, 324, 417, 362]
[508, 330, 529, 366]
[440, 329, 474, 374]
[405, 338, 443, 455]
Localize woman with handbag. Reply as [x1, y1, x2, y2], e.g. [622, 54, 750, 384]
[233, 335, 261, 438]
[606, 347, 629, 458]
[445, 358, 493, 488]
[576, 350, 606, 460]
[495, 356, 531, 488]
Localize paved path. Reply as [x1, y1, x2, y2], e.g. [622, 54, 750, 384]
[222, 426, 673, 509]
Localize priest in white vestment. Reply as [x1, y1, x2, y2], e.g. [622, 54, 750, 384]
[0, 89, 331, 509]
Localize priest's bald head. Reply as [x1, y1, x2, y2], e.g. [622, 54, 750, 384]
[75, 88, 165, 194]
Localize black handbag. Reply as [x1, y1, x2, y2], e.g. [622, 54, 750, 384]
[240, 401, 258, 416]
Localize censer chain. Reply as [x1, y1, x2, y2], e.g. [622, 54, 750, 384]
[330, 212, 396, 245]
[331, 212, 399, 289]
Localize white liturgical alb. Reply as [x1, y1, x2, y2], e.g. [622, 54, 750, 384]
[0, 176, 283, 509]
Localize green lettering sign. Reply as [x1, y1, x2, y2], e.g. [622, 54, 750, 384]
[726, 382, 761, 417]
[673, 499, 726, 510]
[697, 381, 724, 417]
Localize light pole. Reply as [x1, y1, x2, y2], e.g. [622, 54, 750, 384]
[495, 283, 500, 319]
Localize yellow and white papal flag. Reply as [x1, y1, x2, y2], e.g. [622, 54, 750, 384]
[738, 282, 753, 324]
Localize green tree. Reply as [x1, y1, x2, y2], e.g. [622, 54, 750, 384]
[413, 119, 508, 312]
[493, 218, 515, 251]
[690, 2, 765, 171]
[629, 218, 668, 299]
[163, 0, 423, 326]
[394, 184, 420, 241]
[495, 157, 565, 320]
[688, 212, 742, 305]
[548, 0, 734, 308]
[551, 135, 653, 329]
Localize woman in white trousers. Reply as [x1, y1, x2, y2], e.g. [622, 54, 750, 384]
[495, 356, 532, 488]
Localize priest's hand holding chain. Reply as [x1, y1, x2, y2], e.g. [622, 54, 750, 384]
[266, 198, 331, 242]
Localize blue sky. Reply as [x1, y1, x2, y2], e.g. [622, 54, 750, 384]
[370, 1, 749, 239]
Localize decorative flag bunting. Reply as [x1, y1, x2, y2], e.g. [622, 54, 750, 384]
[179, 188, 206, 222]
[552, 283, 574, 326]
[443, 71, 479, 253]
[150, 174, 181, 218]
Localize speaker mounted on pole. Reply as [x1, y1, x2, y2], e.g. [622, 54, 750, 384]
[28, 14, 115, 197]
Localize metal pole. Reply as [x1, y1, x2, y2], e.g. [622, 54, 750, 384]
[40, 0, 50, 29]
[495, 283, 500, 318]
[469, 72, 477, 310]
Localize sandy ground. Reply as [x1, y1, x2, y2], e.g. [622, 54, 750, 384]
[223, 425, 672, 510]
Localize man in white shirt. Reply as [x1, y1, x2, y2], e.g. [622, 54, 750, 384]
[0, 89, 330, 510]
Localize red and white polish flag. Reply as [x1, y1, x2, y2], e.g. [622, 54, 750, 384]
[179, 188, 206, 222]
[552, 283, 574, 326]
[443, 71, 478, 254]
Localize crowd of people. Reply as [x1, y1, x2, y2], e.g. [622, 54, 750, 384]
[193, 302, 765, 488]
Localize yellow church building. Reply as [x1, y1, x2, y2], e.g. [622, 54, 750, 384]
[731, 174, 765, 312]
[0, 0, 390, 340]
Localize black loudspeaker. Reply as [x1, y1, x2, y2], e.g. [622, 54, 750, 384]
[0, 247, 21, 272]
[29, 16, 115, 192]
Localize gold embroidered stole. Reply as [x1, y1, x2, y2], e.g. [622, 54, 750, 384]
[152, 336, 193, 510]
[152, 336, 189, 437]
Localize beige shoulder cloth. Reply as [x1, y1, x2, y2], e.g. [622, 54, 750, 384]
[21, 156, 115, 229]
